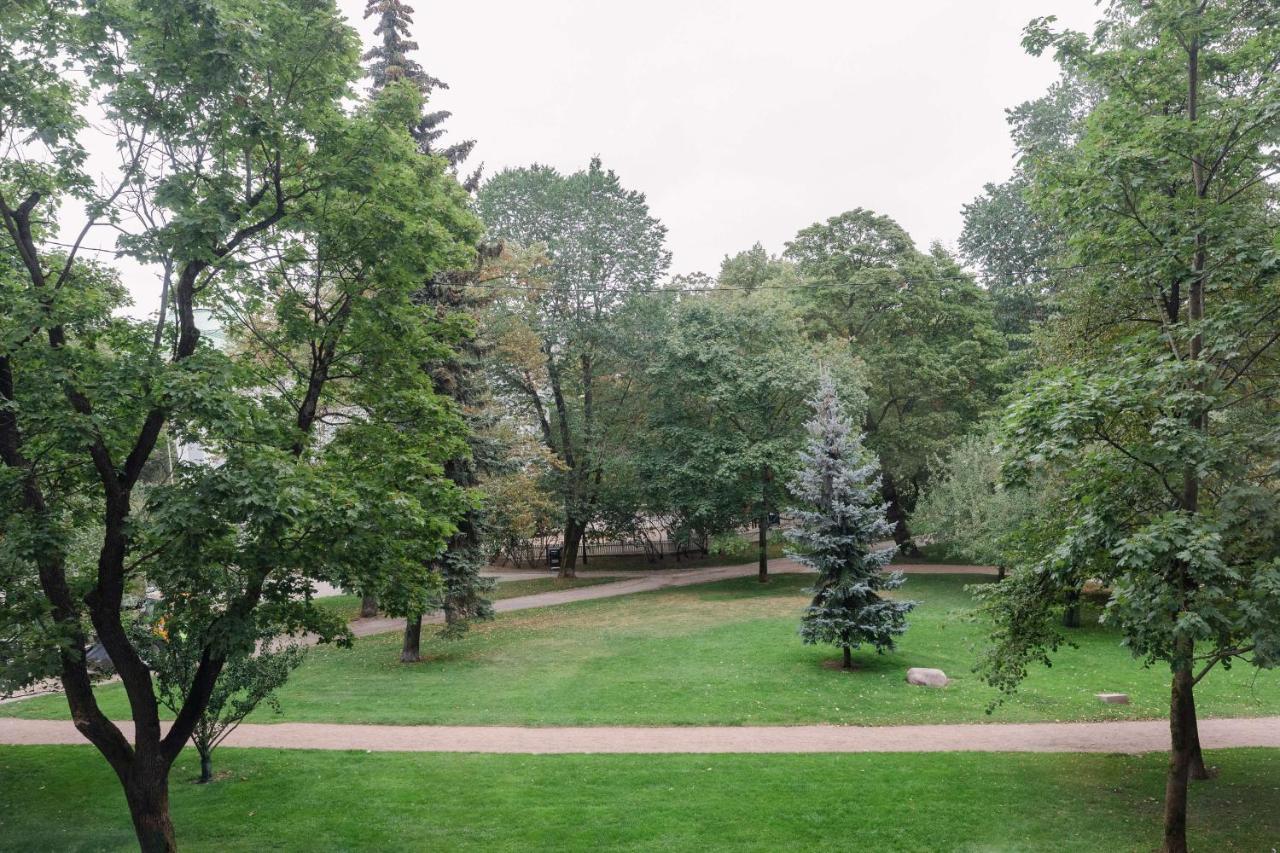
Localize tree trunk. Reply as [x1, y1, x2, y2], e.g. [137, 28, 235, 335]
[1187, 683, 1210, 781]
[197, 748, 213, 784]
[758, 514, 768, 582]
[842, 646, 853, 669]
[758, 464, 770, 582]
[123, 763, 177, 853]
[559, 519, 583, 579]
[997, 564, 1007, 581]
[880, 468, 918, 556]
[1162, 657, 1196, 853]
[1062, 588, 1082, 628]
[401, 613, 423, 663]
[360, 594, 378, 618]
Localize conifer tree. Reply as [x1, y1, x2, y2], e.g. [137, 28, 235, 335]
[363, 0, 479, 186]
[361, 2, 492, 653]
[787, 373, 914, 668]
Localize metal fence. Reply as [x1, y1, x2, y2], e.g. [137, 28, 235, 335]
[543, 536, 710, 567]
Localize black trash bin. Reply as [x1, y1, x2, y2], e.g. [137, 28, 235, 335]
[548, 546, 562, 570]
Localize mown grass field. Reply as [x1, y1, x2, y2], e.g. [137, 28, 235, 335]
[6, 573, 1277, 727]
[2, 746, 1277, 852]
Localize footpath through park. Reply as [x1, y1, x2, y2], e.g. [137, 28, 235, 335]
[347, 557, 994, 638]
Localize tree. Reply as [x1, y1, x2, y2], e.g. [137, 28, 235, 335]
[145, 623, 306, 784]
[718, 243, 802, 293]
[359, 0, 495, 648]
[787, 372, 914, 668]
[479, 159, 671, 577]
[362, 0, 478, 185]
[959, 78, 1094, 345]
[785, 210, 1007, 551]
[0, 4, 478, 848]
[911, 427, 1049, 581]
[979, 5, 1280, 851]
[642, 291, 845, 581]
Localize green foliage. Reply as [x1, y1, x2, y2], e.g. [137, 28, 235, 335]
[788, 373, 914, 659]
[143, 616, 306, 782]
[640, 292, 853, 544]
[913, 428, 1046, 570]
[977, 0, 1280, 704]
[478, 159, 670, 568]
[784, 209, 1007, 542]
[0, 1, 480, 844]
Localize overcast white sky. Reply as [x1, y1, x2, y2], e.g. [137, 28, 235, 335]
[338, 0, 1101, 275]
[97, 1, 1102, 316]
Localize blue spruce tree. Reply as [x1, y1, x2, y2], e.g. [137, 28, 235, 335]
[787, 373, 915, 669]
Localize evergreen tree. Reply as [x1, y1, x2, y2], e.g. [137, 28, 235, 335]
[787, 373, 915, 668]
[363, 0, 479, 187]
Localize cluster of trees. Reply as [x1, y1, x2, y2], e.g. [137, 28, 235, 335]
[0, 0, 491, 848]
[916, 3, 1280, 851]
[477, 171, 1008, 580]
[4, 2, 1274, 852]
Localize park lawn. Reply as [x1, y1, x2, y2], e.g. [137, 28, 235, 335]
[1, 746, 1278, 851]
[312, 576, 624, 621]
[4, 573, 1278, 726]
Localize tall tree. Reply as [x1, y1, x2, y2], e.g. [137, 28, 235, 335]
[360, 0, 494, 645]
[0, 4, 478, 848]
[642, 292, 845, 581]
[979, 5, 1280, 851]
[363, 0, 478, 186]
[785, 210, 1007, 551]
[787, 372, 913, 668]
[479, 159, 671, 576]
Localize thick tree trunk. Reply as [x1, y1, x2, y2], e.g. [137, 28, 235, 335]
[842, 646, 853, 669]
[559, 519, 583, 579]
[1062, 588, 1082, 628]
[360, 594, 378, 618]
[1163, 661, 1197, 853]
[401, 613, 423, 663]
[880, 469, 918, 556]
[123, 762, 177, 853]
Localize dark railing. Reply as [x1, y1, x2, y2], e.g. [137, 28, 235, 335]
[543, 536, 709, 567]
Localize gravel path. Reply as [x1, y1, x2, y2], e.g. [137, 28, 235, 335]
[347, 558, 994, 637]
[3, 716, 1277, 754]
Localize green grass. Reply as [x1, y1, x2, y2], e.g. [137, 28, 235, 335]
[311, 576, 625, 621]
[2, 746, 1278, 851]
[6, 573, 1277, 726]
[893, 541, 979, 565]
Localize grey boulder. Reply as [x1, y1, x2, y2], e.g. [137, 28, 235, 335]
[906, 667, 949, 688]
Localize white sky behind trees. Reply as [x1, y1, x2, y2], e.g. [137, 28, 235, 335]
[343, 0, 1101, 271]
[84, 0, 1104, 317]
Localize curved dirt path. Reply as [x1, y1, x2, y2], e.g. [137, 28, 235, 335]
[348, 558, 994, 638]
[3, 716, 1277, 754]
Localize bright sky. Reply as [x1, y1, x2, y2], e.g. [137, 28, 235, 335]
[94, 1, 1102, 316]
[337, 0, 1101, 274]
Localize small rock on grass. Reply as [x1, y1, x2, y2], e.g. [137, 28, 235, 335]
[906, 667, 948, 688]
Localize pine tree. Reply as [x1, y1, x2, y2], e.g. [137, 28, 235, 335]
[787, 373, 915, 668]
[362, 0, 479, 188]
